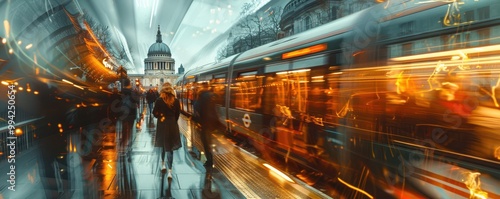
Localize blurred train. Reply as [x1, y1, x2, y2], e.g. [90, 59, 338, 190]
[175, 0, 500, 198]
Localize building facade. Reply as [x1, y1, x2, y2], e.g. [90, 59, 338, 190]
[280, 0, 378, 37]
[140, 26, 181, 89]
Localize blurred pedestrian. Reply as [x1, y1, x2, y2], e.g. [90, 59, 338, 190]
[146, 88, 158, 115]
[119, 78, 139, 158]
[193, 82, 218, 168]
[153, 86, 181, 178]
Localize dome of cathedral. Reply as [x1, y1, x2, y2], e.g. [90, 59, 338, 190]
[147, 25, 171, 56]
[148, 42, 171, 56]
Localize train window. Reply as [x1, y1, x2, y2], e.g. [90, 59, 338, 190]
[402, 43, 412, 56]
[231, 71, 263, 111]
[477, 28, 490, 46]
[183, 77, 196, 113]
[292, 54, 327, 70]
[324, 71, 342, 124]
[265, 62, 289, 73]
[212, 74, 226, 106]
[288, 69, 309, 113]
[262, 69, 309, 116]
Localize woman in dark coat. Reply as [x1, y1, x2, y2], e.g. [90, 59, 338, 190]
[153, 86, 181, 177]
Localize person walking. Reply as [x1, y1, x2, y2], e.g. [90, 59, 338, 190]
[193, 82, 219, 168]
[119, 78, 139, 158]
[153, 86, 181, 178]
[146, 88, 158, 115]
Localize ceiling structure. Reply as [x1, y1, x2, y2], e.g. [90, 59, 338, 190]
[0, 0, 279, 78]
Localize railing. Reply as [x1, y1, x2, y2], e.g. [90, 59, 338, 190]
[0, 117, 43, 161]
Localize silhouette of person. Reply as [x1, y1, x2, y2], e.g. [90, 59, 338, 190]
[194, 82, 219, 168]
[153, 86, 182, 178]
[146, 88, 158, 115]
[119, 78, 139, 158]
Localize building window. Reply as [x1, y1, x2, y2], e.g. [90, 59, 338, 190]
[464, 10, 474, 22]
[331, 6, 338, 21]
[399, 21, 414, 36]
[305, 16, 312, 30]
[478, 6, 490, 20]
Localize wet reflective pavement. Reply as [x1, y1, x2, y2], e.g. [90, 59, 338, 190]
[0, 112, 240, 199]
[0, 105, 329, 199]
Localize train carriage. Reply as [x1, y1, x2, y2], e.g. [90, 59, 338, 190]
[176, 0, 500, 198]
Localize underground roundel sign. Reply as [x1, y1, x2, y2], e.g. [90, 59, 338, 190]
[242, 113, 252, 128]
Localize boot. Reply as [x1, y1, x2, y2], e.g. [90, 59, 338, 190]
[161, 161, 166, 171]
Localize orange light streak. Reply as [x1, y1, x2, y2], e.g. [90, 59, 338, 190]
[282, 44, 327, 59]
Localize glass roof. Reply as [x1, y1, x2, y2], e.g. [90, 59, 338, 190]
[0, 0, 282, 75]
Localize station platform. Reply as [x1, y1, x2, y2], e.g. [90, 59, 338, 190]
[0, 106, 330, 199]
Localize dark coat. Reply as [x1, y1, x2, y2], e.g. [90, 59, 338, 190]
[146, 90, 158, 104]
[120, 87, 139, 121]
[153, 98, 182, 150]
[195, 90, 219, 131]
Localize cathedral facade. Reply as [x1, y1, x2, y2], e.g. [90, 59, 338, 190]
[133, 25, 184, 90]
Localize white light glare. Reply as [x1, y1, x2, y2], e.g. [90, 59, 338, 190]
[263, 163, 294, 183]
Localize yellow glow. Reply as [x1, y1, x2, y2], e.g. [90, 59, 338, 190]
[84, 22, 111, 60]
[18, 87, 23, 91]
[73, 84, 84, 90]
[4, 20, 10, 38]
[17, 40, 21, 45]
[463, 171, 488, 199]
[282, 43, 327, 59]
[8, 49, 13, 54]
[390, 44, 500, 62]
[25, 44, 33, 49]
[495, 146, 500, 160]
[291, 69, 311, 73]
[312, 75, 324, 79]
[276, 69, 311, 75]
[62, 79, 74, 85]
[1, 81, 8, 86]
[58, 123, 62, 128]
[33, 91, 39, 95]
[263, 163, 294, 183]
[15, 128, 23, 136]
[337, 177, 374, 199]
[1, 38, 6, 44]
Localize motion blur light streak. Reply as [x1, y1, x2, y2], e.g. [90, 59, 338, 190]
[3, 20, 9, 38]
[263, 163, 294, 183]
[336, 177, 374, 199]
[282, 43, 327, 59]
[389, 43, 500, 62]
[463, 171, 488, 199]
